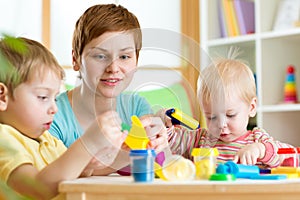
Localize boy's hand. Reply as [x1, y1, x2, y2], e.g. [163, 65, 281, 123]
[233, 143, 266, 165]
[80, 111, 127, 164]
[109, 142, 131, 171]
[80, 157, 106, 177]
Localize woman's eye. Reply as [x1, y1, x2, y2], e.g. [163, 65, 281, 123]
[207, 116, 216, 120]
[120, 55, 130, 60]
[96, 54, 106, 59]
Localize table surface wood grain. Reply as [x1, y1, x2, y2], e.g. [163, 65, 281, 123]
[58, 174, 300, 200]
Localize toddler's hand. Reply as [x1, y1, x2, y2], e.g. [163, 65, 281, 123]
[140, 116, 169, 153]
[155, 108, 173, 128]
[233, 143, 265, 165]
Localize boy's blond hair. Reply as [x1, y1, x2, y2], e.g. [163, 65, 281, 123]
[72, 4, 142, 63]
[0, 37, 65, 96]
[198, 49, 256, 106]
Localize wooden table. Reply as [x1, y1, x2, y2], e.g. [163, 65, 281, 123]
[59, 175, 300, 200]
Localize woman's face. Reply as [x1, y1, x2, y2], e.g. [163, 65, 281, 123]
[79, 31, 137, 98]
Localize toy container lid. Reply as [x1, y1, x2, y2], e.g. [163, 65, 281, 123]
[277, 148, 297, 154]
[191, 148, 219, 157]
[209, 173, 236, 181]
[129, 149, 156, 157]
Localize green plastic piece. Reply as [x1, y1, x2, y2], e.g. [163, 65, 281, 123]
[121, 123, 131, 132]
[209, 173, 236, 181]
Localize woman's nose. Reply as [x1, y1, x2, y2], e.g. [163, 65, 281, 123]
[106, 59, 120, 73]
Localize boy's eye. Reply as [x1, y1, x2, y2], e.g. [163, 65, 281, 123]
[38, 96, 48, 101]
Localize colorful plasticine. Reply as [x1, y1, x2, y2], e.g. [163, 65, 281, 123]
[216, 161, 287, 180]
[216, 161, 260, 178]
[248, 174, 287, 180]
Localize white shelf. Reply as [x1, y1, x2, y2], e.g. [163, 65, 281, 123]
[200, 0, 300, 146]
[259, 104, 300, 112]
[206, 34, 257, 47]
[260, 28, 300, 39]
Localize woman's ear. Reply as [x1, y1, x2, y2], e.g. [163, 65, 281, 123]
[0, 83, 8, 111]
[249, 97, 257, 117]
[72, 50, 80, 71]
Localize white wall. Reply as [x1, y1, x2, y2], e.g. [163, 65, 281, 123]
[50, 0, 181, 88]
[50, 0, 181, 67]
[0, 0, 182, 90]
[0, 0, 42, 41]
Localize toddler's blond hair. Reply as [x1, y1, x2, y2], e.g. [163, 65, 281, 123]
[198, 48, 256, 106]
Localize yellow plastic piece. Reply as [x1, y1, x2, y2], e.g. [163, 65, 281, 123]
[271, 167, 300, 177]
[125, 116, 149, 149]
[171, 108, 199, 130]
[154, 162, 167, 180]
[286, 173, 299, 179]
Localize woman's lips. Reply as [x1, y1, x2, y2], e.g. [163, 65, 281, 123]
[101, 78, 121, 86]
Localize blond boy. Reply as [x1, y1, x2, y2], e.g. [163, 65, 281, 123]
[0, 37, 125, 199]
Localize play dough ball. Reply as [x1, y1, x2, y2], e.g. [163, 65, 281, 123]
[162, 155, 195, 181]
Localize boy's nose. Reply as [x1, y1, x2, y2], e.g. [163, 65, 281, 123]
[49, 102, 58, 115]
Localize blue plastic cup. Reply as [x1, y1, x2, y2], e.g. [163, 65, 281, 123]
[129, 149, 156, 182]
